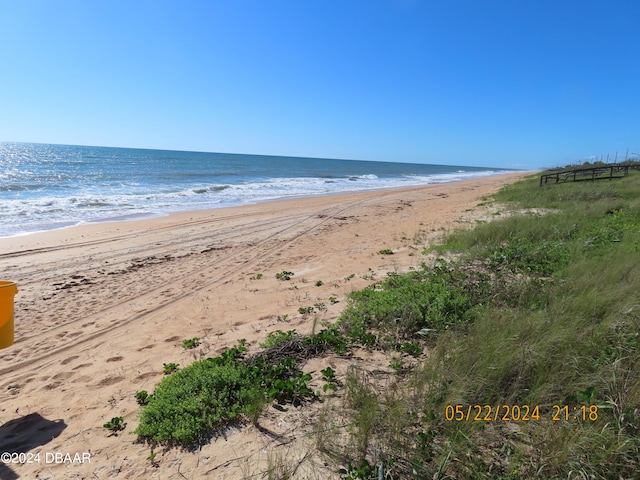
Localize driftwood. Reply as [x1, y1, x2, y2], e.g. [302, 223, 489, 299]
[246, 335, 335, 368]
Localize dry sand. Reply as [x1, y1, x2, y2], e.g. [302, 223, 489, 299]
[0, 172, 527, 479]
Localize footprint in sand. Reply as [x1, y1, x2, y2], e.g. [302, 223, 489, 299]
[3, 376, 34, 390]
[42, 381, 62, 390]
[95, 376, 125, 387]
[2, 351, 19, 362]
[3, 382, 21, 391]
[164, 335, 181, 343]
[61, 355, 80, 365]
[135, 371, 158, 381]
[137, 344, 155, 351]
[52, 372, 74, 380]
[106, 356, 123, 363]
[72, 363, 93, 370]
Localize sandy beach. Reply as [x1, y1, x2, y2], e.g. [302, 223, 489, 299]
[0, 173, 527, 479]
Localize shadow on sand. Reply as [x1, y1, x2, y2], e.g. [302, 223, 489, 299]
[0, 413, 67, 479]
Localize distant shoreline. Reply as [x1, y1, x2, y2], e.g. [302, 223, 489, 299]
[0, 170, 529, 240]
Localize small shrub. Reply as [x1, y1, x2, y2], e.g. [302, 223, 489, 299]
[210, 339, 248, 366]
[321, 366, 338, 393]
[259, 329, 299, 349]
[304, 326, 348, 354]
[339, 459, 376, 479]
[103, 416, 126, 433]
[389, 357, 404, 374]
[147, 449, 158, 466]
[315, 280, 324, 286]
[487, 238, 569, 275]
[135, 390, 151, 406]
[267, 371, 313, 403]
[338, 266, 476, 338]
[362, 268, 378, 280]
[378, 249, 394, 255]
[181, 337, 200, 349]
[399, 341, 423, 357]
[136, 359, 256, 445]
[162, 363, 179, 375]
[250, 357, 313, 404]
[275, 271, 294, 281]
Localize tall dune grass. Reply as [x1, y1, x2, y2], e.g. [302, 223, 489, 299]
[328, 171, 640, 479]
[133, 169, 640, 478]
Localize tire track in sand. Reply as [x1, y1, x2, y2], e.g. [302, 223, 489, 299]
[0, 195, 379, 377]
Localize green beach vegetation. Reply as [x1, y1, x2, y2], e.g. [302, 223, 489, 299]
[103, 416, 126, 434]
[180, 337, 200, 349]
[275, 270, 295, 281]
[132, 167, 640, 478]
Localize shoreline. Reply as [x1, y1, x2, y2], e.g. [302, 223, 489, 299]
[0, 170, 527, 240]
[0, 171, 528, 479]
[0, 171, 530, 245]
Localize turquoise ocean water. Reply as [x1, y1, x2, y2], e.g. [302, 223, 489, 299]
[0, 142, 514, 238]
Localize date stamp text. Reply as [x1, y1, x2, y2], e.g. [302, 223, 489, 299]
[445, 404, 598, 422]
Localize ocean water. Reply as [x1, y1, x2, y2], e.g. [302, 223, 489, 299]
[0, 142, 513, 238]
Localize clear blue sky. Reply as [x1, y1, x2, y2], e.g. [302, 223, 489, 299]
[1, 0, 638, 169]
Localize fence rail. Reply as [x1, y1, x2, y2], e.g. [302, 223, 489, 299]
[540, 165, 634, 186]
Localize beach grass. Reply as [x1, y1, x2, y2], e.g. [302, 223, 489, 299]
[133, 167, 640, 478]
[324, 168, 640, 479]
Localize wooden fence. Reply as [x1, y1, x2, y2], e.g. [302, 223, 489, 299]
[540, 165, 633, 186]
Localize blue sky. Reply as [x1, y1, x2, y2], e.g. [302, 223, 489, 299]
[1, 1, 638, 169]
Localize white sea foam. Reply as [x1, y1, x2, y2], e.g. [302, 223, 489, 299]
[0, 142, 516, 237]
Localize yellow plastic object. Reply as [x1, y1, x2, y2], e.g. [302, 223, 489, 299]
[0, 281, 18, 349]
